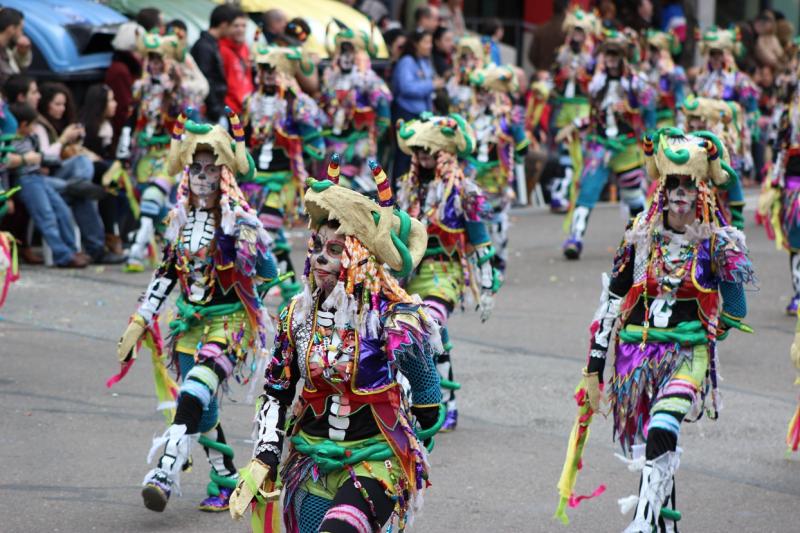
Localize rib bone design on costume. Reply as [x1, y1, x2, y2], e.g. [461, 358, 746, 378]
[601, 79, 623, 138]
[791, 252, 800, 296]
[143, 423, 197, 495]
[253, 395, 283, 459]
[183, 209, 216, 303]
[621, 449, 682, 533]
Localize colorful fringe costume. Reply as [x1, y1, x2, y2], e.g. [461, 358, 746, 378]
[112, 112, 278, 513]
[759, 88, 800, 314]
[239, 162, 443, 532]
[395, 113, 499, 431]
[446, 36, 486, 119]
[558, 129, 755, 531]
[562, 29, 654, 260]
[641, 30, 687, 131]
[465, 65, 529, 275]
[243, 43, 325, 305]
[119, 31, 201, 272]
[548, 6, 599, 213]
[0, 185, 20, 308]
[320, 28, 391, 196]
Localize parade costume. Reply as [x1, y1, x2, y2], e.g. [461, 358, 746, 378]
[548, 6, 599, 213]
[641, 30, 687, 131]
[556, 129, 754, 531]
[229, 160, 444, 533]
[562, 29, 653, 260]
[119, 32, 200, 272]
[243, 43, 324, 305]
[466, 65, 528, 275]
[395, 113, 498, 431]
[693, 26, 759, 178]
[114, 112, 278, 513]
[0, 185, 19, 308]
[320, 29, 391, 195]
[681, 96, 747, 230]
[446, 36, 485, 118]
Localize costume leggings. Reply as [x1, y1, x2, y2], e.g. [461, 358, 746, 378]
[170, 343, 237, 477]
[644, 346, 708, 460]
[295, 477, 394, 533]
[424, 297, 455, 411]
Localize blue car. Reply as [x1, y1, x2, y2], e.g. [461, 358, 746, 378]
[1, 0, 126, 95]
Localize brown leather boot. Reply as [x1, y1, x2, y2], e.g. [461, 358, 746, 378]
[105, 233, 124, 255]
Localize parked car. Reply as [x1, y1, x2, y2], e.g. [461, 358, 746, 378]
[0, 0, 126, 102]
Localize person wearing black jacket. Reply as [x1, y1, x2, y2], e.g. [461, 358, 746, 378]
[190, 4, 237, 123]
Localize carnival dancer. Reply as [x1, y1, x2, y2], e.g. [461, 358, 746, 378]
[466, 64, 529, 275]
[0, 183, 20, 308]
[446, 36, 485, 118]
[242, 42, 324, 306]
[558, 129, 754, 531]
[682, 96, 747, 230]
[548, 6, 599, 213]
[114, 111, 278, 512]
[641, 30, 687, 131]
[561, 29, 653, 260]
[758, 76, 800, 314]
[319, 28, 391, 195]
[395, 113, 498, 432]
[228, 158, 444, 532]
[693, 26, 759, 178]
[118, 31, 198, 272]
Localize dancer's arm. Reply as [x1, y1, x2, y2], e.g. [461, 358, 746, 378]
[136, 244, 179, 324]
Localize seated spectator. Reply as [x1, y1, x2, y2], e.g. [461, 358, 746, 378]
[80, 83, 129, 257]
[0, 7, 31, 86]
[6, 102, 87, 268]
[33, 83, 124, 264]
[219, 8, 253, 116]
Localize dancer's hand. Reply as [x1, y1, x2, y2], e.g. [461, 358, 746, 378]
[791, 332, 800, 372]
[229, 459, 277, 520]
[583, 369, 603, 413]
[117, 314, 146, 362]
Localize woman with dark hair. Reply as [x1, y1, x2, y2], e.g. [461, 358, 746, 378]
[391, 29, 442, 178]
[432, 26, 454, 77]
[33, 82, 124, 263]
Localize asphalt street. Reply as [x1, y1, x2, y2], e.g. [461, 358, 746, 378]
[1, 199, 798, 532]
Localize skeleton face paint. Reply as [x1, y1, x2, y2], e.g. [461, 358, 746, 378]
[338, 50, 355, 73]
[665, 174, 698, 219]
[188, 151, 221, 208]
[310, 224, 345, 296]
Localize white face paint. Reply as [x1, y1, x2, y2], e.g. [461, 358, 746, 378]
[338, 50, 355, 72]
[188, 151, 221, 208]
[665, 175, 698, 222]
[310, 224, 345, 296]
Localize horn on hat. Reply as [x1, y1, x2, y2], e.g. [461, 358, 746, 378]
[226, 106, 250, 175]
[369, 160, 393, 207]
[166, 108, 189, 175]
[327, 153, 341, 184]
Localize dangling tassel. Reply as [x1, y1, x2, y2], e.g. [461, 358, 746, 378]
[297, 276, 314, 321]
[220, 197, 236, 235]
[617, 495, 640, 514]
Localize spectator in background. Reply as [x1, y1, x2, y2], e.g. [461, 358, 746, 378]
[529, 0, 566, 72]
[382, 28, 407, 83]
[351, 0, 389, 23]
[262, 9, 288, 44]
[4, 74, 39, 109]
[34, 82, 124, 264]
[192, 4, 237, 123]
[80, 83, 129, 256]
[481, 18, 504, 65]
[415, 5, 439, 33]
[219, 9, 253, 116]
[106, 21, 143, 150]
[0, 7, 31, 86]
[7, 102, 88, 268]
[661, 0, 687, 42]
[439, 0, 466, 37]
[432, 26, 454, 77]
[391, 29, 441, 178]
[135, 7, 163, 34]
[755, 11, 786, 70]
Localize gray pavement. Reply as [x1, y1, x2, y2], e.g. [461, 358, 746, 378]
[1, 200, 799, 532]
